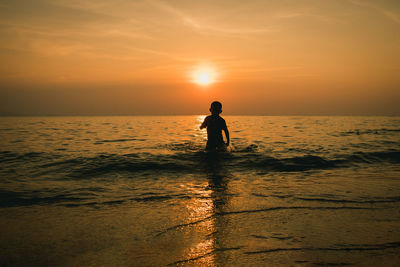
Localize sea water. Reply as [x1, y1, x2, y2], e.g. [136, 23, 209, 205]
[0, 116, 399, 265]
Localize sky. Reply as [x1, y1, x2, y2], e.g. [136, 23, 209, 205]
[0, 0, 399, 115]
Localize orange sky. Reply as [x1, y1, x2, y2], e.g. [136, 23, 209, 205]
[0, 0, 399, 115]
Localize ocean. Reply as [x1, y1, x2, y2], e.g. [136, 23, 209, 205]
[1, 116, 399, 265]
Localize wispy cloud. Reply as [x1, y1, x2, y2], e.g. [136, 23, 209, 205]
[381, 9, 400, 25]
[147, 0, 277, 36]
[348, 0, 400, 25]
[1, 0, 399, 88]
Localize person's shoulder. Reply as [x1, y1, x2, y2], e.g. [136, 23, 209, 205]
[203, 115, 212, 123]
[218, 116, 226, 122]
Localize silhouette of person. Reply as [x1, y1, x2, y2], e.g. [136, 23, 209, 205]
[200, 101, 230, 151]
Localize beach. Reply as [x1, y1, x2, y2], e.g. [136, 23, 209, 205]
[1, 116, 399, 265]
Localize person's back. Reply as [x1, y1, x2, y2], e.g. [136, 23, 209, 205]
[200, 101, 230, 151]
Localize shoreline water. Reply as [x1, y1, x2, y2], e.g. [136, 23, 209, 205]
[1, 116, 399, 265]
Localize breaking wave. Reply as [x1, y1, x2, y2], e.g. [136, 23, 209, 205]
[1, 147, 399, 178]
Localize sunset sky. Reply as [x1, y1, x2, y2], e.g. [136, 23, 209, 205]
[0, 0, 399, 115]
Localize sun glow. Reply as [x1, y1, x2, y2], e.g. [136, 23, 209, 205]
[192, 67, 217, 86]
[197, 72, 211, 85]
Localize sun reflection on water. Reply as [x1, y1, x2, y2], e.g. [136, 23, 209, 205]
[196, 115, 208, 141]
[178, 155, 232, 265]
[179, 182, 216, 265]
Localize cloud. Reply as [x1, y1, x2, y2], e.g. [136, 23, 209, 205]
[348, 0, 400, 25]
[147, 0, 277, 36]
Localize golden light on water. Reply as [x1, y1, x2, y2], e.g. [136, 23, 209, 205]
[196, 115, 207, 140]
[178, 182, 216, 265]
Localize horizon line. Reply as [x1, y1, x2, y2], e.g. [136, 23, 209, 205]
[1, 114, 399, 117]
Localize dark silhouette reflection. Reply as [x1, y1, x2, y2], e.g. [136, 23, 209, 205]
[167, 150, 239, 265]
[203, 152, 230, 210]
[201, 151, 234, 265]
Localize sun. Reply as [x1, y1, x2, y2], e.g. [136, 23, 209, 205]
[196, 72, 211, 85]
[192, 67, 217, 86]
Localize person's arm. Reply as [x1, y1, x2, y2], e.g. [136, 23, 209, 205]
[223, 123, 230, 146]
[200, 117, 208, 129]
[224, 128, 230, 146]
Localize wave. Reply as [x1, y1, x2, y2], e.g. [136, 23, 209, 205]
[252, 193, 400, 204]
[341, 128, 400, 136]
[291, 196, 400, 204]
[1, 149, 400, 178]
[171, 241, 400, 265]
[94, 138, 138, 144]
[2, 182, 396, 209]
[0, 188, 193, 208]
[228, 150, 400, 172]
[0, 151, 47, 163]
[244, 241, 400, 254]
[0, 189, 88, 207]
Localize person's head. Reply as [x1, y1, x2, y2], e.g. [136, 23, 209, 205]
[210, 101, 222, 115]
